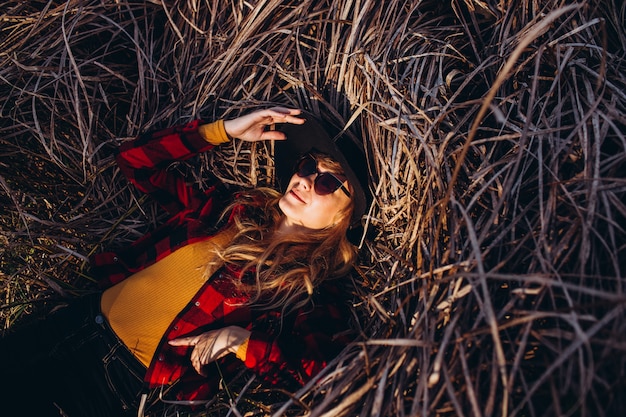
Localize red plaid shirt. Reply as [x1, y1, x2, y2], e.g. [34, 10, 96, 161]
[89, 120, 351, 401]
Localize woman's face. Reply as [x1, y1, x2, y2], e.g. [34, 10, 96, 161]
[278, 157, 352, 231]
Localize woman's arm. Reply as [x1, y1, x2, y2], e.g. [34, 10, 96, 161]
[169, 284, 353, 387]
[115, 107, 303, 215]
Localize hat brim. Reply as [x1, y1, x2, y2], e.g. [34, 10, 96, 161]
[274, 112, 368, 225]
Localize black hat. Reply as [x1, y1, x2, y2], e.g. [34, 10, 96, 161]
[274, 112, 370, 226]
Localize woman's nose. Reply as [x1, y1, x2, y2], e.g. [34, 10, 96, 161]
[299, 172, 316, 189]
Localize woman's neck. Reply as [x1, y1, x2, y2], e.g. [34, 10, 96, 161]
[275, 217, 311, 237]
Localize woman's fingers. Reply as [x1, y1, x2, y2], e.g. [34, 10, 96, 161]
[169, 333, 215, 375]
[167, 327, 250, 375]
[168, 336, 196, 346]
[224, 107, 305, 141]
[266, 107, 304, 124]
[259, 129, 288, 141]
[189, 347, 206, 375]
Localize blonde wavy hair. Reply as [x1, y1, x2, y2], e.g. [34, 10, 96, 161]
[213, 153, 357, 312]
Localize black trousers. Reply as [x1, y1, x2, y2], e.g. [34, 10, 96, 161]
[0, 294, 147, 417]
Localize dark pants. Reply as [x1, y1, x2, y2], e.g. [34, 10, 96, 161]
[0, 295, 147, 417]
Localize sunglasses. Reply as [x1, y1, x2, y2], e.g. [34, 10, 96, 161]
[295, 155, 351, 198]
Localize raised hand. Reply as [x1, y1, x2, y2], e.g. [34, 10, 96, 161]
[223, 107, 304, 142]
[168, 326, 251, 376]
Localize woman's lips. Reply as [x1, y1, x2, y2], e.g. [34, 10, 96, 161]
[289, 189, 305, 203]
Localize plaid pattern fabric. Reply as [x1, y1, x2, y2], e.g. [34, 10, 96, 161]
[89, 120, 351, 401]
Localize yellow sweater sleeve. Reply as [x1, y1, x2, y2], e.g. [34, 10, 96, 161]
[236, 337, 249, 361]
[198, 119, 231, 145]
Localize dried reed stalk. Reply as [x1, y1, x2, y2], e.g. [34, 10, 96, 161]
[1, 0, 625, 416]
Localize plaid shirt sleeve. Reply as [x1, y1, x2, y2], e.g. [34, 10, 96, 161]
[244, 283, 354, 387]
[116, 119, 224, 215]
[90, 120, 229, 288]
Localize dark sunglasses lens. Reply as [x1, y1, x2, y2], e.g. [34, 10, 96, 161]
[314, 173, 342, 195]
[296, 156, 317, 177]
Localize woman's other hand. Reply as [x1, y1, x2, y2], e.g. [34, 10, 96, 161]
[223, 107, 304, 142]
[168, 326, 251, 376]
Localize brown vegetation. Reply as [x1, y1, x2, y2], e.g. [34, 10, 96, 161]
[1, 0, 625, 415]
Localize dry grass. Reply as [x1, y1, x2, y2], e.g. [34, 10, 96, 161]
[1, 0, 625, 416]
